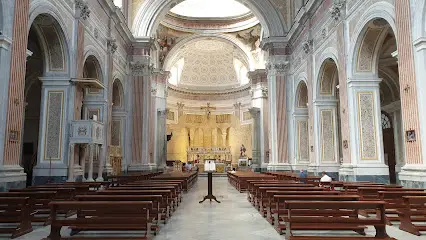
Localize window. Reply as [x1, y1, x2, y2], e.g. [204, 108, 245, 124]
[381, 113, 392, 129]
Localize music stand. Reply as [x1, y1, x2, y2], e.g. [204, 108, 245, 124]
[199, 160, 220, 203]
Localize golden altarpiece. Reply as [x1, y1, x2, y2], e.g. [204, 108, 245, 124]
[167, 110, 252, 173]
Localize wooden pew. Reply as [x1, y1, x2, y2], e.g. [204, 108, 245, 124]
[0, 197, 33, 239]
[44, 201, 154, 240]
[265, 190, 339, 224]
[108, 186, 180, 209]
[254, 186, 320, 210]
[273, 194, 360, 234]
[97, 190, 174, 222]
[398, 196, 426, 236]
[284, 201, 396, 239]
[0, 191, 56, 225]
[378, 191, 426, 225]
[75, 194, 164, 232]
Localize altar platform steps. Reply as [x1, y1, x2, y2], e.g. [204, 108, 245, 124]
[198, 172, 228, 177]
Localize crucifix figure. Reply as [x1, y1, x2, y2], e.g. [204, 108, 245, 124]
[201, 103, 216, 119]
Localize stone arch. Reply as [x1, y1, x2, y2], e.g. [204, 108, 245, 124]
[350, 2, 396, 76]
[317, 58, 339, 98]
[132, 0, 287, 37]
[28, 1, 71, 74]
[83, 48, 104, 82]
[83, 55, 103, 81]
[295, 80, 308, 109]
[112, 79, 124, 108]
[163, 34, 255, 71]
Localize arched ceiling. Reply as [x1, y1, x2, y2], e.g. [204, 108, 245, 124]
[170, 0, 251, 18]
[168, 38, 249, 90]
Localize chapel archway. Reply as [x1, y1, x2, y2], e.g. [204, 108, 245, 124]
[22, 13, 68, 186]
[294, 81, 309, 165]
[315, 58, 341, 169]
[353, 18, 402, 184]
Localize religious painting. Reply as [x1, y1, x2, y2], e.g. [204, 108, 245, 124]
[406, 130, 416, 142]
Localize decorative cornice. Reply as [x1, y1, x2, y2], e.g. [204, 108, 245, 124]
[130, 61, 153, 76]
[266, 61, 290, 75]
[329, 0, 346, 22]
[107, 38, 118, 54]
[75, 0, 90, 20]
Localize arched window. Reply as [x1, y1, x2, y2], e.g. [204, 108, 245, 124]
[381, 112, 392, 129]
[112, 80, 123, 108]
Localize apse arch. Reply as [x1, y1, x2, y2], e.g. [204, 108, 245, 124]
[349, 2, 396, 76]
[163, 34, 255, 71]
[133, 0, 286, 37]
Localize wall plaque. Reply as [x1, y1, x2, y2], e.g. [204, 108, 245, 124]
[406, 130, 416, 142]
[9, 130, 19, 142]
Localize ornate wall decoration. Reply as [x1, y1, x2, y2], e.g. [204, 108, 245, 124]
[243, 111, 252, 121]
[185, 114, 203, 124]
[298, 120, 309, 163]
[130, 61, 153, 76]
[216, 114, 231, 124]
[167, 110, 175, 121]
[356, 27, 384, 72]
[302, 40, 313, 54]
[358, 92, 377, 160]
[111, 120, 121, 146]
[107, 39, 118, 54]
[75, 0, 90, 20]
[329, 0, 346, 21]
[44, 91, 64, 160]
[174, 39, 245, 87]
[235, 25, 261, 51]
[320, 109, 336, 163]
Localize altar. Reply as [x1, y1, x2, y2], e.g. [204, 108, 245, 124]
[197, 159, 226, 173]
[187, 147, 232, 163]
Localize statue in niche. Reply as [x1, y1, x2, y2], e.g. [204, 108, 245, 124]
[240, 144, 247, 157]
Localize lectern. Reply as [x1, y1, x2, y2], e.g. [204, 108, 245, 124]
[199, 160, 220, 203]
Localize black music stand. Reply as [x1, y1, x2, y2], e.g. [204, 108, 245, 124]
[199, 161, 220, 203]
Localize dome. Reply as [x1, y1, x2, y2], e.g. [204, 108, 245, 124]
[170, 0, 251, 19]
[167, 39, 250, 91]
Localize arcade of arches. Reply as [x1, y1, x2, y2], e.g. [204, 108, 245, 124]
[1, 0, 426, 188]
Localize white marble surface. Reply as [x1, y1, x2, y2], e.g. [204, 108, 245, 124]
[12, 178, 426, 239]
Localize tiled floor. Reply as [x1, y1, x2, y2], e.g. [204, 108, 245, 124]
[12, 178, 426, 239]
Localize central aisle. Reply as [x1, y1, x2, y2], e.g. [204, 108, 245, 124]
[153, 177, 283, 240]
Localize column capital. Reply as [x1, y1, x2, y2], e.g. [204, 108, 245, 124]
[249, 107, 261, 118]
[75, 0, 90, 20]
[266, 60, 290, 76]
[151, 70, 171, 84]
[130, 61, 153, 76]
[248, 69, 267, 85]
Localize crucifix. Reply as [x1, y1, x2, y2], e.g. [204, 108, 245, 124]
[201, 103, 216, 119]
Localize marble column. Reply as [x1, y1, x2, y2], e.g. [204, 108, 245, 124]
[395, 0, 426, 187]
[67, 144, 75, 182]
[80, 144, 87, 181]
[0, 0, 28, 188]
[128, 39, 154, 171]
[259, 40, 291, 171]
[87, 144, 94, 182]
[152, 70, 169, 171]
[248, 70, 270, 169]
[96, 145, 104, 181]
[249, 108, 261, 170]
[212, 129, 218, 147]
